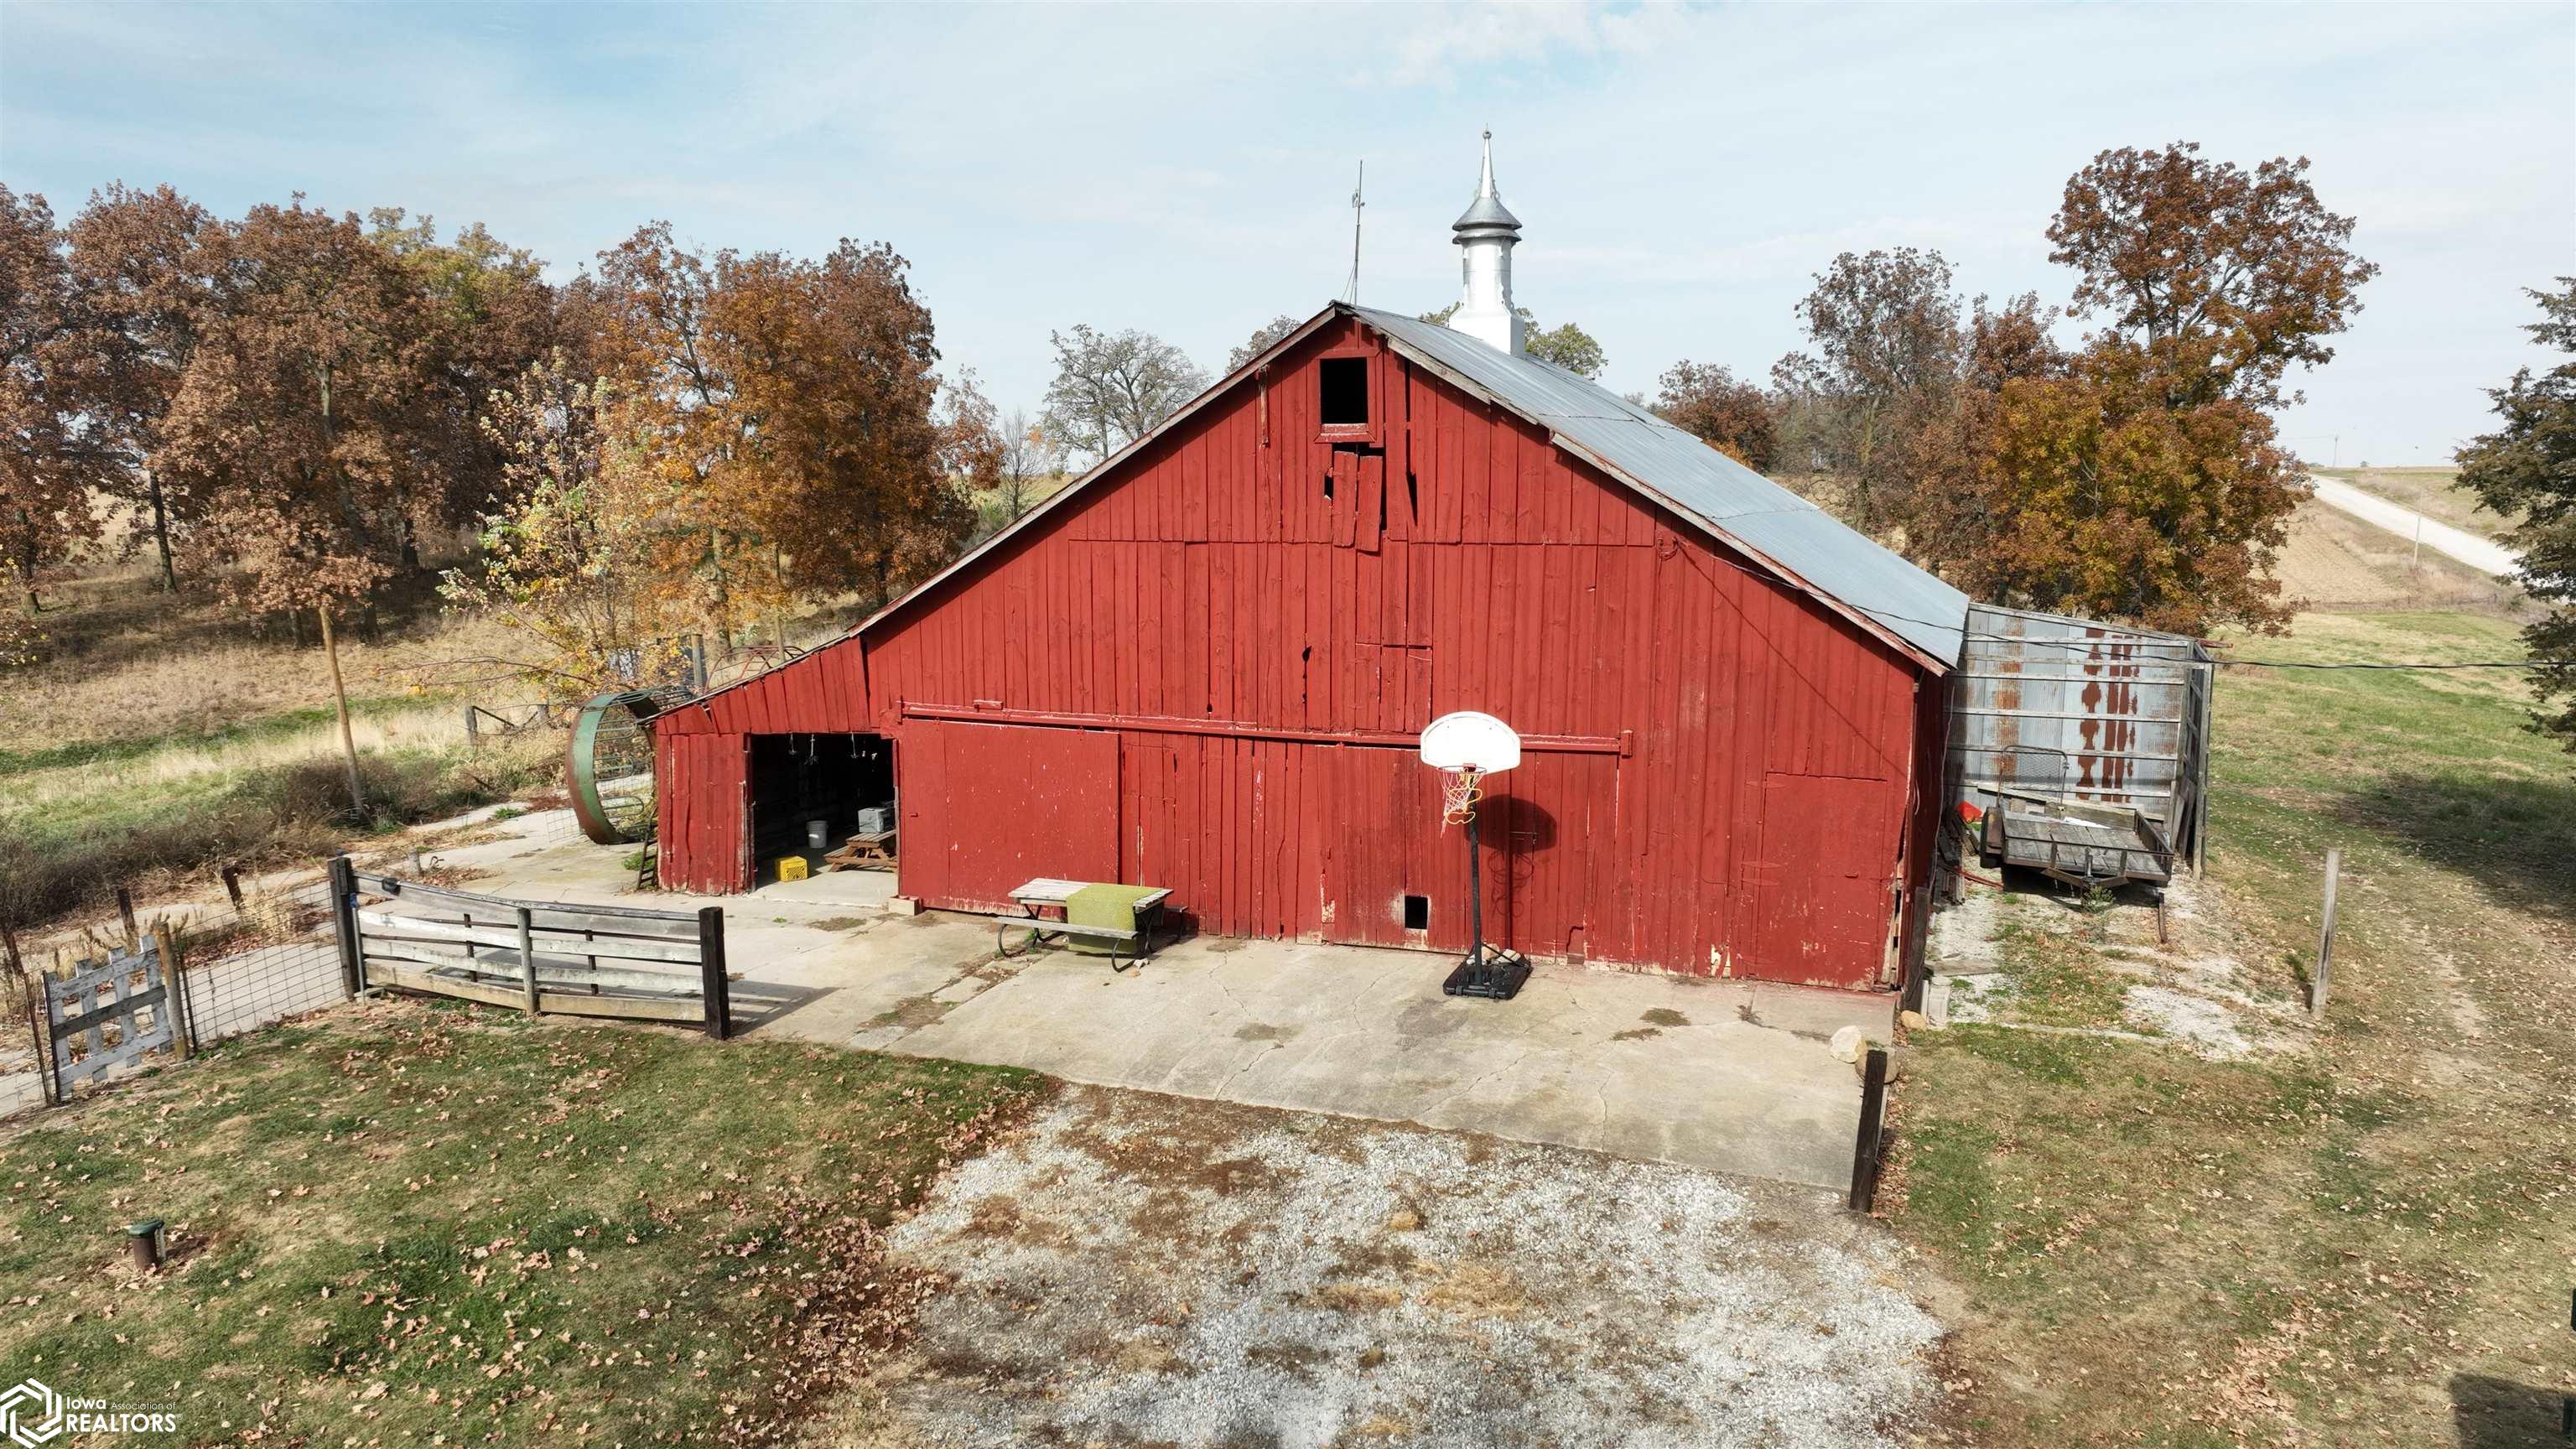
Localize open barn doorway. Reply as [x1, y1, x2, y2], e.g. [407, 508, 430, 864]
[747, 733, 896, 883]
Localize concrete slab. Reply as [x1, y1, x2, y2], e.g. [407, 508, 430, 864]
[413, 816, 1896, 1190]
[887, 936, 1888, 1188]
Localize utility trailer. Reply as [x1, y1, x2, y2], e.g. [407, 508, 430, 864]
[1985, 787, 2176, 891]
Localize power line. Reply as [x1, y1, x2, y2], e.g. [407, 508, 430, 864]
[1841, 601, 2566, 673]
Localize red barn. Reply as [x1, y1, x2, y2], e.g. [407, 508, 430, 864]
[653, 296, 1973, 992]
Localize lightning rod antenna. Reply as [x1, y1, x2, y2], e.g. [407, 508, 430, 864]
[1346, 160, 1365, 305]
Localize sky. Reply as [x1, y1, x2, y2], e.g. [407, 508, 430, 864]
[3, 1, 2569, 466]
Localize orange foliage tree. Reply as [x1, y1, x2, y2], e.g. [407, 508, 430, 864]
[0, 186, 100, 636]
[483, 225, 970, 665]
[1901, 143, 2375, 633]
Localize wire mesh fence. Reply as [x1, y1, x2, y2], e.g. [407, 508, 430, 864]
[3, 866, 351, 1120]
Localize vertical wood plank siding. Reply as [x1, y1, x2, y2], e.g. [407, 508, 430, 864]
[658, 317, 1934, 989]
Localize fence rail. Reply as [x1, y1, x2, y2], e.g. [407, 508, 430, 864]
[341, 863, 730, 1036]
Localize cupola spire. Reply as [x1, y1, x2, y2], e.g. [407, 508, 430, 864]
[1447, 128, 1527, 356]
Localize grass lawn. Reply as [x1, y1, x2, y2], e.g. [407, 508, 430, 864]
[1888, 610, 2574, 1446]
[0, 1002, 1042, 1446]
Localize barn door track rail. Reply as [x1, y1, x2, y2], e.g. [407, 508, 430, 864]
[900, 700, 1632, 756]
[332, 859, 732, 1039]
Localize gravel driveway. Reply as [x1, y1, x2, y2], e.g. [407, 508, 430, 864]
[825, 1085, 1942, 1448]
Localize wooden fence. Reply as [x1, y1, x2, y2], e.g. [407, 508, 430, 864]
[335, 859, 731, 1038]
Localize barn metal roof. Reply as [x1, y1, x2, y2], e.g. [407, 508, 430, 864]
[1352, 305, 1970, 666]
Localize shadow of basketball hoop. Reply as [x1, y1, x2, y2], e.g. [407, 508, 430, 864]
[1481, 792, 1557, 954]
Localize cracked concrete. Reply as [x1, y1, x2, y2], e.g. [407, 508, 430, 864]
[421, 812, 1895, 1189]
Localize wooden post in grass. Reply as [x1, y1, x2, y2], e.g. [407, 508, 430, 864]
[155, 921, 193, 1061]
[698, 906, 731, 1041]
[1848, 1047, 1891, 1213]
[16, 955, 50, 1108]
[328, 853, 363, 999]
[116, 886, 138, 951]
[516, 905, 540, 1015]
[2311, 849, 2342, 1023]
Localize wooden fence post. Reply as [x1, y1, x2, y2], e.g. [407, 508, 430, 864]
[1848, 1047, 1892, 1213]
[698, 906, 731, 1041]
[155, 922, 194, 1061]
[329, 854, 363, 999]
[516, 906, 540, 1015]
[2311, 849, 2341, 1023]
[18, 963, 52, 1108]
[221, 865, 245, 913]
[116, 886, 139, 951]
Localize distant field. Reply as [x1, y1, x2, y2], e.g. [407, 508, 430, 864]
[2308, 465, 2519, 544]
[2272, 498, 2526, 614]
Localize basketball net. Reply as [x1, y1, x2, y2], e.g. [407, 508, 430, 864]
[1440, 766, 1483, 830]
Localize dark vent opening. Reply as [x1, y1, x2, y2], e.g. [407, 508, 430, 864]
[1403, 895, 1430, 931]
[1319, 356, 1368, 428]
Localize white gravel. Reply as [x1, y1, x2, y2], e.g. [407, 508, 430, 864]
[863, 1086, 1943, 1448]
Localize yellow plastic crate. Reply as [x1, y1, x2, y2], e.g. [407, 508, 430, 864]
[776, 855, 810, 882]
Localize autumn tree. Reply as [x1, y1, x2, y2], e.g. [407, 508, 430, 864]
[63, 183, 217, 592]
[1893, 143, 2372, 633]
[1913, 338, 2298, 631]
[709, 240, 966, 608]
[2455, 278, 2576, 752]
[441, 354, 695, 692]
[990, 408, 1061, 528]
[1228, 313, 1303, 371]
[369, 209, 558, 562]
[1040, 325, 1208, 466]
[2048, 142, 2380, 410]
[0, 186, 101, 626]
[581, 226, 969, 642]
[1654, 361, 1779, 470]
[937, 369, 1005, 494]
[1772, 247, 1962, 527]
[153, 199, 443, 809]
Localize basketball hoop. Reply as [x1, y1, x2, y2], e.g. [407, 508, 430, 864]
[1418, 712, 1530, 1001]
[1439, 767, 1483, 828]
[1421, 711, 1519, 830]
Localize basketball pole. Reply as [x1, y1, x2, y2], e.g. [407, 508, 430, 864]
[1445, 769, 1529, 1001]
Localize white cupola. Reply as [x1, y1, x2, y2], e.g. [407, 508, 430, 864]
[1447, 130, 1527, 356]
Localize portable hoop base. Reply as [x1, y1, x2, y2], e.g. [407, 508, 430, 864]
[1440, 809, 1530, 1001]
[1443, 943, 1530, 1000]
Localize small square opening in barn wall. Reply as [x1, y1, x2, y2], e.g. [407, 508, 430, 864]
[1319, 356, 1369, 428]
[1403, 894, 1430, 931]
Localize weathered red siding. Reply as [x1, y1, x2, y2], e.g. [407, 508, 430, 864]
[654, 731, 748, 895]
[660, 316, 1937, 989]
